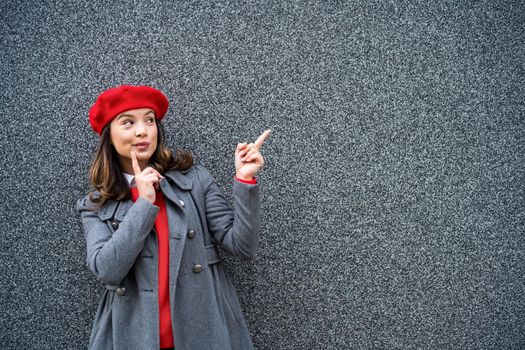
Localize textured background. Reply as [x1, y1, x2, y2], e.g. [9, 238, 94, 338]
[1, 1, 524, 349]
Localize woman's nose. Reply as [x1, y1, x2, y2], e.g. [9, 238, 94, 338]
[135, 122, 147, 136]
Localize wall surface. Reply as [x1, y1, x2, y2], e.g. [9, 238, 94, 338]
[1, 1, 524, 349]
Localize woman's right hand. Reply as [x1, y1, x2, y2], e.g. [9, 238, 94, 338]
[131, 151, 164, 203]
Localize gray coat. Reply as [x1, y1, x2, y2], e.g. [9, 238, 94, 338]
[75, 164, 260, 350]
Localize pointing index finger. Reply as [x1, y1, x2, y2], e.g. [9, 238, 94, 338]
[253, 129, 271, 150]
[131, 151, 142, 175]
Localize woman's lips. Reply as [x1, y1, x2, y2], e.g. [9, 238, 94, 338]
[134, 142, 150, 150]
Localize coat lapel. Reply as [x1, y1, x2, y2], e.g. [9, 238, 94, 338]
[161, 170, 194, 300]
[161, 170, 193, 210]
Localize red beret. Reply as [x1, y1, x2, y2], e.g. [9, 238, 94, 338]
[88, 85, 169, 135]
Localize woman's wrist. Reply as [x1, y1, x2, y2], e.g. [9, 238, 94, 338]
[235, 175, 253, 181]
[234, 175, 257, 184]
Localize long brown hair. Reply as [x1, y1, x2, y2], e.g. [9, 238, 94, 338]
[87, 119, 193, 209]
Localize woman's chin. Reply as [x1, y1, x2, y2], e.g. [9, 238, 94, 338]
[131, 148, 153, 157]
[125, 151, 152, 162]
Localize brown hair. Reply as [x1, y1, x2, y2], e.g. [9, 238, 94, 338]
[87, 119, 193, 209]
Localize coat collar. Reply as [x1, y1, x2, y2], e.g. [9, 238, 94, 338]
[163, 169, 193, 191]
[98, 199, 119, 221]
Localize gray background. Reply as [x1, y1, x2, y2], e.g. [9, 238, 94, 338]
[1, 0, 524, 349]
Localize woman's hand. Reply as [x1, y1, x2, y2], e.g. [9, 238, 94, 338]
[131, 150, 164, 203]
[235, 129, 271, 181]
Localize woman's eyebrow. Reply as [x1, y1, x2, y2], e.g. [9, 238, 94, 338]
[117, 114, 135, 120]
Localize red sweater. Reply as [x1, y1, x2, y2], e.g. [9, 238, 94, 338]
[129, 175, 256, 348]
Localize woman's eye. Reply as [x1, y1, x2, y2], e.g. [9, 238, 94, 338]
[147, 117, 155, 123]
[122, 120, 133, 125]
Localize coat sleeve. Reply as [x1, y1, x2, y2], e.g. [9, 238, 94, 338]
[196, 165, 261, 260]
[75, 194, 160, 285]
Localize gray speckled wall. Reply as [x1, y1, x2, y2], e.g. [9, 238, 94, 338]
[1, 1, 523, 349]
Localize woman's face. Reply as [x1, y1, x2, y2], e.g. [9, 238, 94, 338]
[109, 107, 158, 173]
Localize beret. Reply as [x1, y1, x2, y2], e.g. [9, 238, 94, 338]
[88, 85, 169, 135]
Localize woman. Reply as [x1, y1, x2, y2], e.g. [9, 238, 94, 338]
[75, 85, 270, 350]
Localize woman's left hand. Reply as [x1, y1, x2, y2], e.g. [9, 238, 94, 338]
[235, 129, 271, 181]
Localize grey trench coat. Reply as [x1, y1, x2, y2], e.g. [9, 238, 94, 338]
[75, 164, 260, 350]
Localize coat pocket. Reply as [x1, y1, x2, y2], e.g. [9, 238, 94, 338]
[133, 255, 155, 292]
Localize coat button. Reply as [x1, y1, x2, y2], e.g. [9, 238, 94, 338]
[116, 287, 126, 296]
[111, 221, 119, 229]
[188, 230, 195, 239]
[179, 200, 185, 207]
[193, 264, 203, 273]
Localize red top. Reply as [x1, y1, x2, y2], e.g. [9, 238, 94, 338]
[128, 175, 256, 348]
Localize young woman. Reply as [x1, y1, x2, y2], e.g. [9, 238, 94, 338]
[76, 85, 270, 350]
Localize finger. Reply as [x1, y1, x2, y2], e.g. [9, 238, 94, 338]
[242, 147, 258, 160]
[240, 143, 254, 157]
[243, 152, 262, 163]
[145, 173, 161, 181]
[141, 166, 164, 178]
[236, 142, 248, 152]
[143, 166, 165, 179]
[253, 129, 271, 150]
[244, 154, 260, 163]
[242, 154, 254, 163]
[239, 145, 252, 157]
[131, 151, 142, 175]
[245, 153, 262, 163]
[144, 174, 161, 185]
